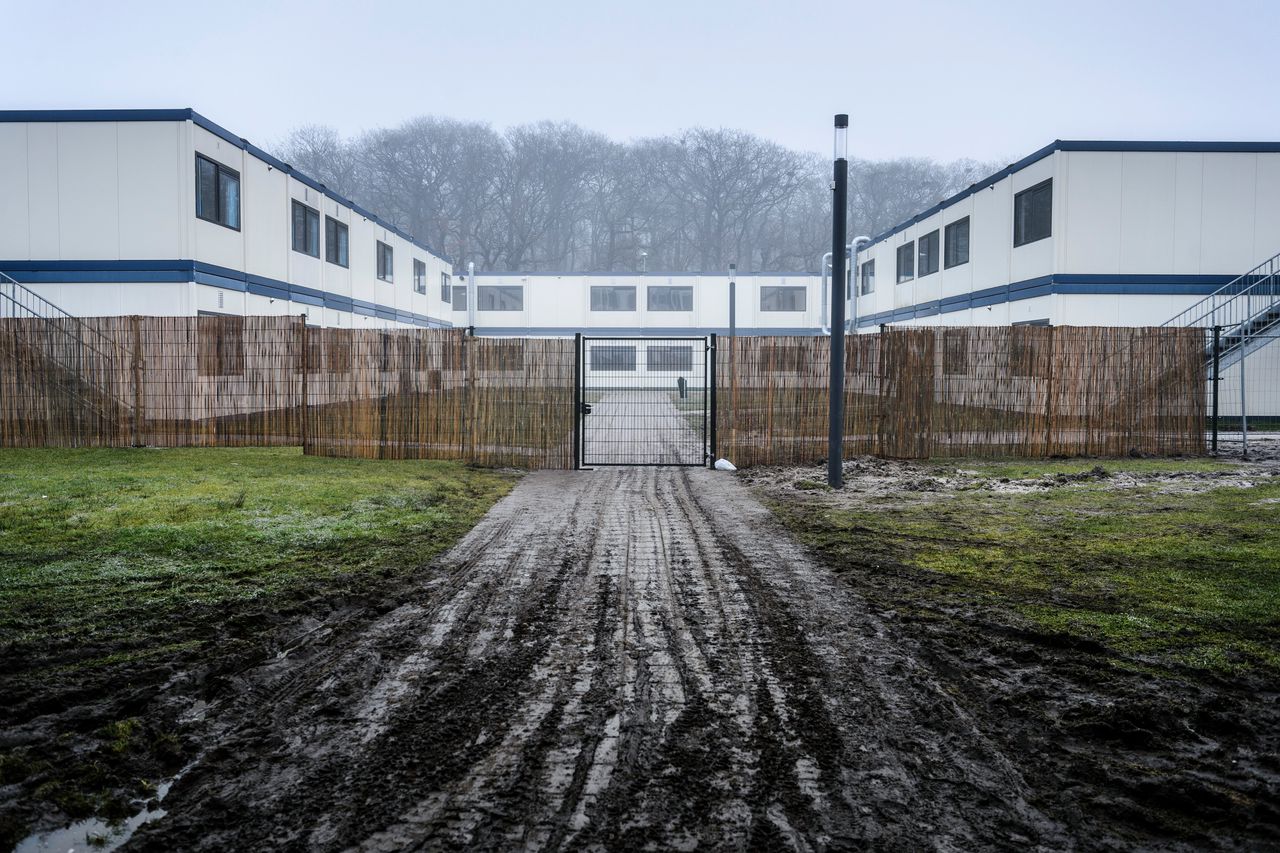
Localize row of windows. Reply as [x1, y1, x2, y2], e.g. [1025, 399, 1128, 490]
[199, 155, 446, 299]
[448, 284, 809, 313]
[589, 345, 694, 373]
[860, 179, 1053, 293]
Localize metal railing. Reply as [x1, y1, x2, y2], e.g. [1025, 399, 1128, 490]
[1162, 250, 1280, 369]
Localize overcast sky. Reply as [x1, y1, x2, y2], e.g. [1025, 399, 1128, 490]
[5, 0, 1278, 163]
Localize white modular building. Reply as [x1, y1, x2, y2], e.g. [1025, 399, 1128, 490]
[451, 272, 823, 336]
[851, 140, 1280, 331]
[0, 109, 454, 329]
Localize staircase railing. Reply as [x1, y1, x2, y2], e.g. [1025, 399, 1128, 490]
[0, 271, 133, 442]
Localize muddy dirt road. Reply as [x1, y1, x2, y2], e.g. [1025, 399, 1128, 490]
[123, 467, 1067, 851]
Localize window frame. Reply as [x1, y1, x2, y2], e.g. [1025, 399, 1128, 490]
[759, 286, 807, 312]
[590, 345, 637, 372]
[1013, 179, 1053, 247]
[412, 259, 427, 295]
[195, 154, 241, 231]
[324, 216, 349, 267]
[944, 217, 970, 269]
[917, 230, 939, 278]
[291, 200, 320, 258]
[476, 285, 524, 311]
[441, 272, 452, 303]
[647, 345, 694, 372]
[896, 242, 915, 283]
[646, 285, 693, 312]
[376, 241, 394, 283]
[589, 285, 637, 312]
[452, 285, 468, 310]
[859, 259, 875, 295]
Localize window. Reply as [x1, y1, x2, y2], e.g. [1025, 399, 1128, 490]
[196, 313, 245, 376]
[943, 217, 970, 269]
[760, 286, 806, 312]
[325, 217, 349, 267]
[859, 260, 875, 295]
[477, 285, 523, 311]
[647, 285, 693, 311]
[1010, 323, 1051, 377]
[918, 230, 939, 277]
[291, 201, 319, 257]
[1014, 179, 1052, 247]
[647, 345, 693, 372]
[590, 285, 637, 311]
[376, 242, 394, 282]
[896, 242, 914, 283]
[195, 155, 240, 230]
[441, 272, 452, 302]
[590, 345, 636, 372]
[452, 285, 468, 310]
[413, 259, 427, 294]
[326, 329, 352, 373]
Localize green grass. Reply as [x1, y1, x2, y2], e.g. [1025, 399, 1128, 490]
[0, 447, 517, 657]
[771, 460, 1280, 676]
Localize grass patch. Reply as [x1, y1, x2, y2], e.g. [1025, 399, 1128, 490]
[771, 460, 1280, 677]
[0, 447, 516, 660]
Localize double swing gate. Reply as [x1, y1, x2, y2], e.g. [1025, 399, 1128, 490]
[573, 334, 716, 468]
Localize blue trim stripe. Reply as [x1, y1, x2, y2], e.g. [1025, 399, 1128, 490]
[0, 108, 449, 265]
[472, 326, 825, 337]
[855, 274, 1234, 327]
[857, 139, 1280, 255]
[0, 259, 452, 329]
[472, 271, 817, 278]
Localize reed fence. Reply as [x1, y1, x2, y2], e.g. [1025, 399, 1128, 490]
[0, 316, 1206, 465]
[716, 326, 1207, 466]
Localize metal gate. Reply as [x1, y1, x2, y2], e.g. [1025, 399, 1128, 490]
[574, 334, 715, 467]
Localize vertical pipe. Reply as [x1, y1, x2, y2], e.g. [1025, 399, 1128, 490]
[466, 261, 476, 331]
[1211, 326, 1220, 454]
[573, 332, 582, 470]
[828, 114, 849, 488]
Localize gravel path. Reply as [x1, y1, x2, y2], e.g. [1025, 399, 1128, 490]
[127, 467, 1065, 851]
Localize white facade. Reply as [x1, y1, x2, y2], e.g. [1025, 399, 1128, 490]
[853, 142, 1280, 332]
[453, 272, 823, 336]
[0, 109, 453, 329]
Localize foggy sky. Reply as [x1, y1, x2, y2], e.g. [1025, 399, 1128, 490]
[5, 0, 1278, 163]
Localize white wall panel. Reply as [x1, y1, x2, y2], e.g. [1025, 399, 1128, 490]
[0, 125, 30, 257]
[117, 122, 183, 258]
[26, 123, 61, 258]
[1200, 154, 1258, 273]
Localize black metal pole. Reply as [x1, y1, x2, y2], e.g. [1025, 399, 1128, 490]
[1211, 325, 1220, 455]
[708, 334, 717, 466]
[828, 114, 849, 488]
[573, 332, 583, 469]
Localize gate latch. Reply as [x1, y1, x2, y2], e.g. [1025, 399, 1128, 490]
[579, 402, 593, 416]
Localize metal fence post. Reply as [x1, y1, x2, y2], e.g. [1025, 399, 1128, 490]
[1240, 336, 1248, 460]
[573, 332, 582, 470]
[709, 333, 717, 465]
[1211, 326, 1220, 454]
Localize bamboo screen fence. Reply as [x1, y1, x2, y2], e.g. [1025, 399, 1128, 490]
[716, 326, 1208, 466]
[0, 316, 1205, 465]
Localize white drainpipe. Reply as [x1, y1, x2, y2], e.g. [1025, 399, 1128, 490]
[466, 261, 476, 331]
[819, 236, 871, 335]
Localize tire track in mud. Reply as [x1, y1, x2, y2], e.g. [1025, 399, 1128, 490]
[128, 467, 1067, 852]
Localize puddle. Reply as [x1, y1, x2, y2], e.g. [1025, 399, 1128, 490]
[15, 778, 175, 853]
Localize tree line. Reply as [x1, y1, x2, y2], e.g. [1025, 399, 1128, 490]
[275, 118, 999, 274]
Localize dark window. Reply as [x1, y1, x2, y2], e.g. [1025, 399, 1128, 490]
[196, 313, 245, 376]
[945, 217, 970, 268]
[647, 345, 693, 372]
[896, 242, 914, 283]
[452, 285, 468, 310]
[760, 286, 806, 311]
[441, 272, 452, 302]
[195, 155, 240, 230]
[590, 285, 637, 311]
[376, 242, 394, 282]
[943, 329, 969, 375]
[378, 333, 393, 371]
[1010, 324, 1051, 377]
[647, 285, 693, 311]
[413, 259, 427, 294]
[325, 329, 352, 373]
[477, 285, 523, 311]
[590, 345, 636, 372]
[1014, 179, 1052, 247]
[325, 217, 349, 267]
[291, 201, 319, 257]
[918, 230, 939, 277]
[859, 259, 875, 295]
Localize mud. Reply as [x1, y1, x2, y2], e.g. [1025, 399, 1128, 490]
[10, 463, 1277, 851]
